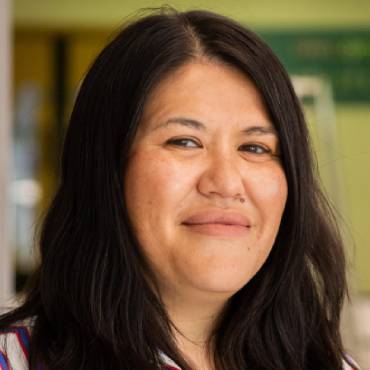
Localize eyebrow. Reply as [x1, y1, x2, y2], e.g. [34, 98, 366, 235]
[151, 116, 278, 136]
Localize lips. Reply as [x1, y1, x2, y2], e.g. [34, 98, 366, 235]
[182, 210, 251, 228]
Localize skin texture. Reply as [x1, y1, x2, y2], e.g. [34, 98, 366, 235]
[124, 61, 288, 368]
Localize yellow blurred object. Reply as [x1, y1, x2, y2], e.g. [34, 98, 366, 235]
[13, 0, 370, 30]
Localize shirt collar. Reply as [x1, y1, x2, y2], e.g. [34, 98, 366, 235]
[158, 351, 181, 369]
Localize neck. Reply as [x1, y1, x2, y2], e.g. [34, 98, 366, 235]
[161, 287, 229, 370]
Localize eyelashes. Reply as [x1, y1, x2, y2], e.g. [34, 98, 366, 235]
[165, 137, 276, 156]
[238, 143, 271, 155]
[166, 138, 200, 148]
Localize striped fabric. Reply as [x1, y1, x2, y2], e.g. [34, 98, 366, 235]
[0, 350, 10, 370]
[0, 322, 176, 370]
[0, 325, 31, 370]
[0, 322, 47, 370]
[0, 320, 358, 370]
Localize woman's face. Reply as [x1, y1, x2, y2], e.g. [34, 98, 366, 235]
[124, 61, 287, 300]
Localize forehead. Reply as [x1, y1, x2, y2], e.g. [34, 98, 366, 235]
[139, 61, 274, 132]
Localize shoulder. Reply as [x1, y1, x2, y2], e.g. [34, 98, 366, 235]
[0, 317, 35, 370]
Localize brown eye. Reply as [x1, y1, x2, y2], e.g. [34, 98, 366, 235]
[166, 138, 201, 148]
[239, 144, 270, 154]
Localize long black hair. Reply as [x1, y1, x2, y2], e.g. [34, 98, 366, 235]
[1, 6, 354, 370]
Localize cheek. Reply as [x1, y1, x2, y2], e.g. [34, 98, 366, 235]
[124, 149, 199, 280]
[124, 149, 194, 236]
[125, 154, 163, 227]
[248, 164, 287, 211]
[251, 167, 287, 262]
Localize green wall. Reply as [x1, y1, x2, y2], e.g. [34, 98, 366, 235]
[337, 105, 370, 292]
[305, 103, 370, 293]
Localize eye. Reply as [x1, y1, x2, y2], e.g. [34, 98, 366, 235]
[239, 144, 271, 154]
[166, 137, 202, 148]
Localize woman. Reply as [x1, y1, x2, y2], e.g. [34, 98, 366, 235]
[0, 7, 359, 370]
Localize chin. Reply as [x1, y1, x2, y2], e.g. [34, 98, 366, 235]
[182, 265, 257, 296]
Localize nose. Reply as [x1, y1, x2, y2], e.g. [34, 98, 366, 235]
[197, 150, 245, 201]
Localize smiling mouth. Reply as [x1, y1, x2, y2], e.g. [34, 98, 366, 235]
[182, 222, 251, 237]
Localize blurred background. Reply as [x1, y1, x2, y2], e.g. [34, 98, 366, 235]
[0, 0, 369, 366]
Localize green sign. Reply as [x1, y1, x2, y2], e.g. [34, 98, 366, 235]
[258, 30, 370, 103]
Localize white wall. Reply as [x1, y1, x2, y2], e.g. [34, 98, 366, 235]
[0, 0, 14, 305]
